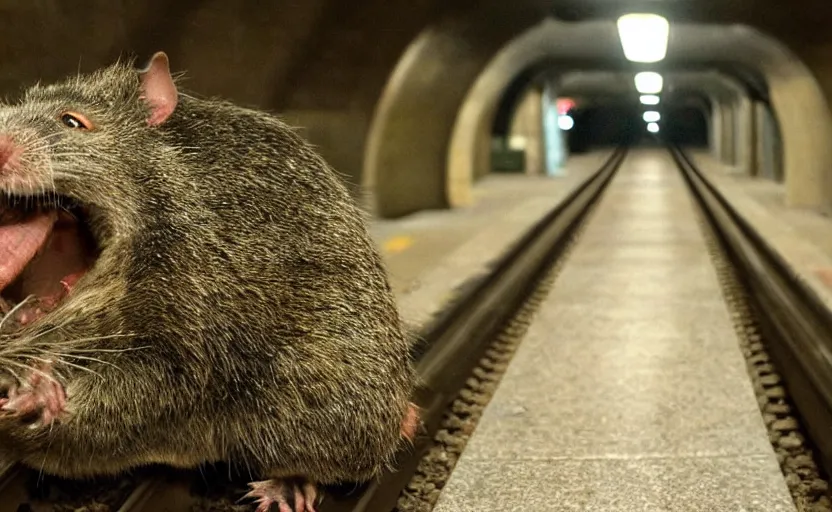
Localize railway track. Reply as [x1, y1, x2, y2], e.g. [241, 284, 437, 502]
[0, 148, 627, 511]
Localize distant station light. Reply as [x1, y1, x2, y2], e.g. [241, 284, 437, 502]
[647, 122, 660, 133]
[617, 14, 670, 63]
[643, 110, 661, 123]
[634, 72, 663, 94]
[640, 94, 660, 105]
[558, 114, 574, 131]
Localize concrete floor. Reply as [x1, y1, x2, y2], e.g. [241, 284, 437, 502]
[433, 149, 794, 511]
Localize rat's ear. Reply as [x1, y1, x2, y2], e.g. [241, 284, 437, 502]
[138, 51, 178, 126]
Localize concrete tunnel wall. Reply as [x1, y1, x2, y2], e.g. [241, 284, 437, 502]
[448, 27, 758, 211]
[669, 96, 714, 147]
[374, 17, 832, 218]
[754, 101, 785, 182]
[712, 101, 730, 162]
[470, 71, 639, 184]
[551, 79, 714, 151]
[506, 85, 546, 176]
[666, 76, 784, 181]
[477, 70, 750, 186]
[437, 19, 626, 210]
[364, 3, 546, 217]
[669, 25, 832, 212]
[666, 72, 755, 173]
[662, 86, 726, 159]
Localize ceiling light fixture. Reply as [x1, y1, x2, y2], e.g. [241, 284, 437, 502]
[643, 111, 661, 123]
[634, 72, 663, 94]
[617, 13, 670, 63]
[640, 94, 660, 105]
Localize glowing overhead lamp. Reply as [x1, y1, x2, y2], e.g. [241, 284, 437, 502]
[617, 13, 670, 63]
[647, 122, 660, 133]
[558, 114, 574, 131]
[634, 72, 663, 94]
[643, 111, 661, 123]
[640, 94, 660, 105]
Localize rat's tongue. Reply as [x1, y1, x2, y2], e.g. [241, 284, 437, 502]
[16, 216, 88, 302]
[0, 213, 57, 292]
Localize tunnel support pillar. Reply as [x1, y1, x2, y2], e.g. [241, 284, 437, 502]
[721, 100, 735, 166]
[710, 101, 724, 163]
[754, 101, 781, 181]
[508, 85, 545, 175]
[542, 81, 567, 176]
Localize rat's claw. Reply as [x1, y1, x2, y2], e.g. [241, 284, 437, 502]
[244, 478, 319, 512]
[0, 362, 66, 427]
[401, 401, 421, 442]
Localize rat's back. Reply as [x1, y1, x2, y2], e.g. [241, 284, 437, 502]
[128, 57, 418, 480]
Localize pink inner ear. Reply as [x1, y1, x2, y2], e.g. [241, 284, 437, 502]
[139, 52, 178, 127]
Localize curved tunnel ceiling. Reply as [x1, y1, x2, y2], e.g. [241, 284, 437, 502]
[493, 69, 730, 137]
[461, 65, 760, 206]
[491, 69, 744, 174]
[367, 15, 832, 217]
[492, 59, 766, 125]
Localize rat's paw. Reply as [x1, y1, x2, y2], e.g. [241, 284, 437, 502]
[0, 363, 66, 427]
[243, 478, 320, 512]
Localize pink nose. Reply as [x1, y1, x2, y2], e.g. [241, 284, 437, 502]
[0, 135, 22, 171]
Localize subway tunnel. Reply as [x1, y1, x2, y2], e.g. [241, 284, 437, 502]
[1, 1, 832, 511]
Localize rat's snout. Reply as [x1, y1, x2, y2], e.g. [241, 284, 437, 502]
[0, 135, 23, 173]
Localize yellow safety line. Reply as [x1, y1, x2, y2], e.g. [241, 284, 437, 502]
[383, 235, 414, 254]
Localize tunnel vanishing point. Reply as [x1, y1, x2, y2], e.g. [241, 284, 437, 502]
[7, 0, 832, 221]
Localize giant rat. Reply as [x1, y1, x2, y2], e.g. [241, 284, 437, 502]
[0, 52, 419, 512]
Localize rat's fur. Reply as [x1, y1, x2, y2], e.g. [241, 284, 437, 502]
[0, 57, 415, 484]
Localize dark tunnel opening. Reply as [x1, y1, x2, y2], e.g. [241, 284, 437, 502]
[490, 64, 723, 163]
[662, 105, 709, 147]
[566, 104, 643, 152]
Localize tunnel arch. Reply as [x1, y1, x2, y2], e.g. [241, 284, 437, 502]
[444, 19, 623, 209]
[663, 102, 711, 147]
[545, 71, 751, 168]
[492, 65, 551, 141]
[362, 5, 543, 218]
[545, 76, 715, 150]
[662, 93, 713, 147]
[664, 72, 754, 172]
[367, 15, 832, 218]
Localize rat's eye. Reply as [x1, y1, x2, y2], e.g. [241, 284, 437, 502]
[59, 112, 93, 130]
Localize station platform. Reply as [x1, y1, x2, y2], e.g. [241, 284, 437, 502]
[370, 150, 614, 328]
[431, 149, 795, 511]
[687, 150, 832, 314]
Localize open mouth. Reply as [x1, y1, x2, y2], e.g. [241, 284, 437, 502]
[0, 195, 98, 331]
